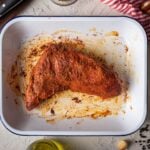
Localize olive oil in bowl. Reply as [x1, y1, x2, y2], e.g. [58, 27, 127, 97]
[27, 140, 64, 150]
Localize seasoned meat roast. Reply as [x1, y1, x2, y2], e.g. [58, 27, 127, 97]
[25, 43, 121, 110]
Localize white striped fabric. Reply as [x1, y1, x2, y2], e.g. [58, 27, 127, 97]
[100, 0, 150, 40]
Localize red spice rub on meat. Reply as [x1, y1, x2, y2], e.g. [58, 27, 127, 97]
[25, 43, 121, 110]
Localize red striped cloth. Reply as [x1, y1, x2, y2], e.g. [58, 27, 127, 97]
[100, 0, 150, 40]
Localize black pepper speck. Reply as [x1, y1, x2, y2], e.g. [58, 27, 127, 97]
[134, 124, 150, 149]
[142, 145, 146, 150]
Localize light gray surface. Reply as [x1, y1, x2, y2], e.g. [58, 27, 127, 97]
[0, 0, 150, 149]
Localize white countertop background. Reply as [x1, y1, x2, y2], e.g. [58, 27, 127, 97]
[0, 0, 150, 149]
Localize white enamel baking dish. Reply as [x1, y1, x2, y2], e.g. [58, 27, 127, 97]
[0, 17, 147, 136]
